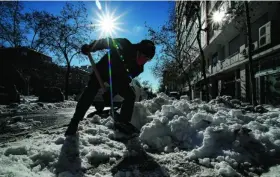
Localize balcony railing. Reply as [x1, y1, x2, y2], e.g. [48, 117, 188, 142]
[207, 52, 247, 75]
[207, 43, 280, 76]
[191, 53, 242, 84]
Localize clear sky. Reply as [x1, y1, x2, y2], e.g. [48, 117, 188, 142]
[22, 1, 174, 92]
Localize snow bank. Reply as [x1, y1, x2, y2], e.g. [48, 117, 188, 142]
[137, 94, 280, 175]
[215, 161, 240, 177]
[261, 165, 280, 177]
[0, 95, 76, 115]
[0, 93, 279, 176]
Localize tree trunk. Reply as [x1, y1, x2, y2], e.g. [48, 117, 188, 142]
[65, 62, 70, 100]
[195, 8, 209, 102]
[187, 75, 192, 100]
[244, 1, 257, 106]
[188, 56, 193, 100]
[196, 30, 209, 102]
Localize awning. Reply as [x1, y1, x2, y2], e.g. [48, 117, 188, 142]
[255, 67, 280, 77]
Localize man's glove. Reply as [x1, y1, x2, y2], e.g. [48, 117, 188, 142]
[81, 44, 91, 55]
[102, 83, 111, 104]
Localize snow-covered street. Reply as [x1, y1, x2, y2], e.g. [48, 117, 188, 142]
[0, 96, 79, 143]
[0, 94, 280, 177]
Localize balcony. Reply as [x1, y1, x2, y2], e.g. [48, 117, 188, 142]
[209, 53, 245, 75]
[191, 51, 248, 84]
[207, 43, 280, 76]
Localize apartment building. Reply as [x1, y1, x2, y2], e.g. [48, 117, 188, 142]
[177, 1, 280, 105]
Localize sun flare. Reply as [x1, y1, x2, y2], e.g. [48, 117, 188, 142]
[100, 14, 116, 34]
[211, 10, 226, 24]
[93, 6, 125, 38]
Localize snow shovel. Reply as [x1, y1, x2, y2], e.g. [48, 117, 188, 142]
[87, 52, 115, 118]
[87, 52, 106, 92]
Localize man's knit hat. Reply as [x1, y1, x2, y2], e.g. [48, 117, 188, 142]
[137, 40, 155, 59]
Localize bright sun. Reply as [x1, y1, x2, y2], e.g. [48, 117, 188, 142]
[94, 6, 125, 38]
[212, 10, 226, 24]
[100, 14, 116, 34]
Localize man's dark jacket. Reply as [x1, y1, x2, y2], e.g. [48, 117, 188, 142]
[93, 38, 143, 87]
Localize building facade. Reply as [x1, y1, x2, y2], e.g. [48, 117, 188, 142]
[177, 1, 280, 105]
[0, 47, 89, 96]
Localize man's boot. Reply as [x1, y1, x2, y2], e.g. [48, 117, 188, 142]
[65, 119, 79, 136]
[114, 119, 140, 135]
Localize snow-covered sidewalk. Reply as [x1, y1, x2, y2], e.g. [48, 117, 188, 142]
[0, 95, 77, 115]
[0, 95, 77, 135]
[0, 93, 280, 177]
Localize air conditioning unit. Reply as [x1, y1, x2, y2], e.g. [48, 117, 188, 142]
[208, 65, 212, 74]
[239, 41, 258, 57]
[240, 44, 248, 57]
[240, 44, 246, 54]
[251, 41, 258, 51]
[259, 21, 271, 48]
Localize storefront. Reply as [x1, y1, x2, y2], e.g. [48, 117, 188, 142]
[255, 53, 280, 105]
[255, 67, 280, 105]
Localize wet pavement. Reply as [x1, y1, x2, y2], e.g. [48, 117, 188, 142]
[0, 106, 99, 144]
[0, 108, 74, 143]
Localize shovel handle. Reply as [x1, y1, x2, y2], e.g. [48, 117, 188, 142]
[87, 53, 106, 92]
[87, 41, 115, 119]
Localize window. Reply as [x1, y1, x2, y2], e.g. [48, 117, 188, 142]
[206, 1, 211, 14]
[214, 1, 222, 10]
[208, 23, 215, 40]
[229, 35, 241, 56]
[219, 46, 225, 61]
[208, 57, 211, 67]
[229, 1, 236, 9]
[201, 1, 205, 21]
[251, 13, 268, 42]
[212, 52, 218, 66]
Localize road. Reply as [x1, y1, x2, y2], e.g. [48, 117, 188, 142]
[0, 106, 99, 144]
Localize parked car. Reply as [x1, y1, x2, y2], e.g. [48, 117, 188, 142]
[169, 91, 180, 100]
[0, 85, 20, 105]
[130, 79, 148, 101]
[39, 87, 64, 102]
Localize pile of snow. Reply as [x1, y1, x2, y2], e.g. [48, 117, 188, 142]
[0, 95, 77, 114]
[0, 93, 280, 176]
[0, 117, 143, 177]
[137, 94, 280, 175]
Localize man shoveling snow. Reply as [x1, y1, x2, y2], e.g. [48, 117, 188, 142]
[65, 38, 156, 139]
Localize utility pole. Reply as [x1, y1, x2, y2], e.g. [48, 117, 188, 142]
[244, 1, 257, 106]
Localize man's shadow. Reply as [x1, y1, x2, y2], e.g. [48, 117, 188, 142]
[55, 134, 84, 176]
[87, 108, 170, 176]
[111, 142, 170, 177]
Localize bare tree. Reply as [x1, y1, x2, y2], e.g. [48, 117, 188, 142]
[43, 2, 93, 100]
[225, 1, 263, 105]
[190, 2, 210, 102]
[23, 11, 57, 53]
[146, 2, 198, 98]
[141, 80, 151, 89]
[0, 1, 26, 47]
